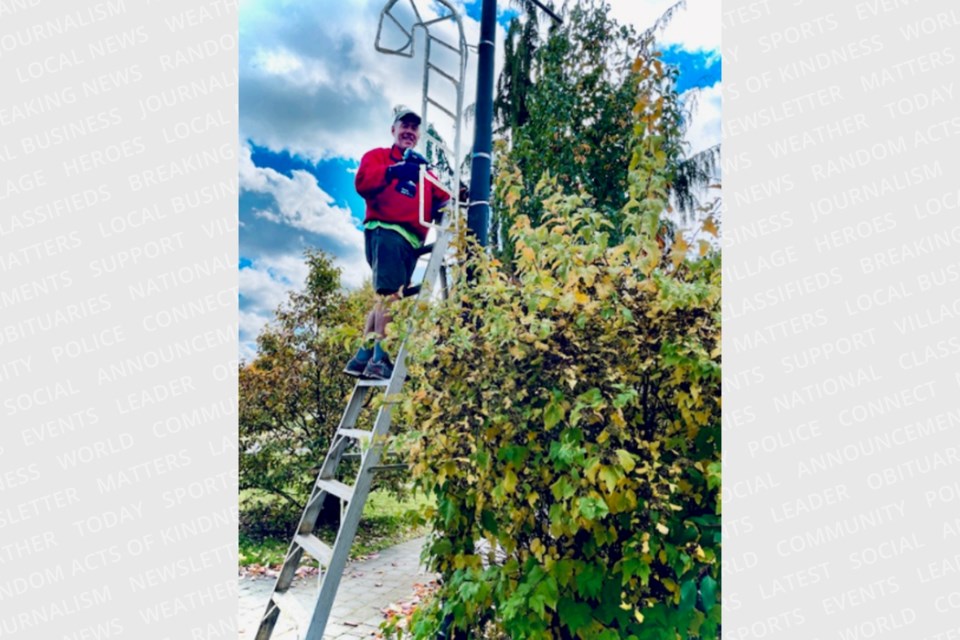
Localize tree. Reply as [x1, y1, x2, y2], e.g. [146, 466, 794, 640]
[494, 1, 541, 135]
[387, 49, 721, 639]
[491, 0, 718, 265]
[239, 250, 373, 531]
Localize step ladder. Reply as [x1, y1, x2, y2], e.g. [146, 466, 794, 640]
[255, 7, 469, 637]
[254, 219, 454, 640]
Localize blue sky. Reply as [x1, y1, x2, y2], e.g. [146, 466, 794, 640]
[238, 0, 721, 360]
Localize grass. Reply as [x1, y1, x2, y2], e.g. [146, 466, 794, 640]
[239, 489, 432, 568]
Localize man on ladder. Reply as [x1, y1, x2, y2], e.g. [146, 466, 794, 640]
[345, 107, 451, 381]
[255, 3, 470, 636]
[254, 107, 457, 640]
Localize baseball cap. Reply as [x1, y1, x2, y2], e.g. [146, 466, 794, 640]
[393, 107, 421, 126]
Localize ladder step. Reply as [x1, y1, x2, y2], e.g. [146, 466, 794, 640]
[271, 590, 308, 628]
[427, 62, 458, 85]
[338, 428, 373, 440]
[357, 378, 389, 388]
[429, 34, 461, 54]
[427, 97, 456, 119]
[317, 478, 354, 503]
[369, 463, 410, 472]
[294, 534, 333, 566]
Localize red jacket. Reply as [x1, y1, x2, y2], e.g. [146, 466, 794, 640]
[355, 145, 450, 242]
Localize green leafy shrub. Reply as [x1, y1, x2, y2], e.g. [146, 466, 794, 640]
[390, 53, 721, 639]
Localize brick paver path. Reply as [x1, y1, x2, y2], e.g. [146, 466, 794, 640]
[239, 536, 433, 639]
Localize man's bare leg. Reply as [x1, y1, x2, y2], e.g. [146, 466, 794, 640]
[363, 308, 376, 341]
[364, 292, 401, 380]
[373, 293, 400, 338]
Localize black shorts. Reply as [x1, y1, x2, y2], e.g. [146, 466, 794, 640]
[365, 227, 417, 295]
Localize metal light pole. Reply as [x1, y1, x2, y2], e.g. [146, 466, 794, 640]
[466, 0, 560, 249]
[466, 0, 497, 247]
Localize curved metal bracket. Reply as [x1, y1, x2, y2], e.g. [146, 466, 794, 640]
[374, 0, 415, 57]
[375, 0, 466, 58]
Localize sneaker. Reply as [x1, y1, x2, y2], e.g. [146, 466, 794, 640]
[362, 354, 394, 381]
[343, 347, 372, 377]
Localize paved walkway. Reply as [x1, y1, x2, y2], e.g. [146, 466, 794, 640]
[239, 537, 435, 639]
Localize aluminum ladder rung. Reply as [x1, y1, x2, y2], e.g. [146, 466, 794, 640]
[427, 62, 459, 85]
[338, 428, 373, 440]
[357, 378, 389, 388]
[426, 96, 456, 119]
[369, 463, 409, 472]
[271, 591, 308, 628]
[317, 478, 354, 503]
[294, 534, 333, 566]
[429, 33, 461, 54]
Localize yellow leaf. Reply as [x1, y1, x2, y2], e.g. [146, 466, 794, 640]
[585, 460, 602, 483]
[670, 235, 689, 267]
[503, 469, 518, 494]
[531, 538, 544, 559]
[522, 246, 535, 262]
[615, 449, 637, 473]
[656, 523, 669, 535]
[600, 466, 619, 493]
[703, 217, 719, 237]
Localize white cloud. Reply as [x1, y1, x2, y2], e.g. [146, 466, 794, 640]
[605, 2, 721, 159]
[239, 254, 307, 316]
[239, 0, 503, 165]
[239, 142, 365, 247]
[252, 47, 307, 76]
[240, 309, 269, 338]
[239, 309, 269, 362]
[683, 82, 722, 155]
[607, 0, 720, 52]
[238, 246, 372, 356]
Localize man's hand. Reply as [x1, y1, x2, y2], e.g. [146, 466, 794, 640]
[386, 161, 420, 184]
